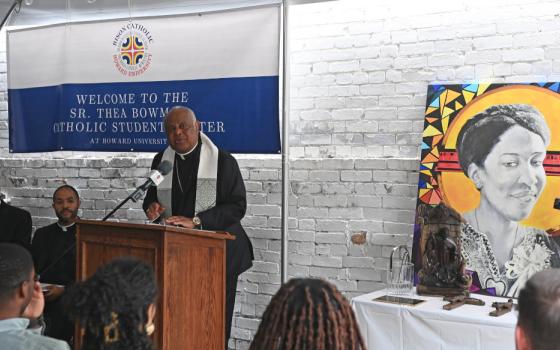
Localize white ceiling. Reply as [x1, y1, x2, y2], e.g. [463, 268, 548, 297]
[0, 0, 334, 29]
[5, 0, 282, 28]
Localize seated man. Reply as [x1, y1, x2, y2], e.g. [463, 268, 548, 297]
[0, 196, 32, 250]
[31, 185, 80, 344]
[0, 243, 70, 350]
[516, 269, 560, 350]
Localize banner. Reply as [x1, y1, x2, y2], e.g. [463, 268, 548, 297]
[8, 5, 280, 153]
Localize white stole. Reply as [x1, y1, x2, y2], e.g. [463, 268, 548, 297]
[157, 132, 218, 219]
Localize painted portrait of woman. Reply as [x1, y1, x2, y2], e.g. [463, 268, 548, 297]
[455, 104, 560, 297]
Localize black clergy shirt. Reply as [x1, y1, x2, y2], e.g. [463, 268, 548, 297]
[31, 223, 76, 286]
[172, 140, 201, 217]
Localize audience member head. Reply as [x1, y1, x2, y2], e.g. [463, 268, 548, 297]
[163, 106, 199, 154]
[52, 184, 80, 226]
[64, 257, 157, 350]
[516, 269, 560, 350]
[0, 243, 39, 319]
[249, 278, 365, 350]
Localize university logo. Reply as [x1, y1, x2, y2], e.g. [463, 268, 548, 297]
[112, 22, 154, 77]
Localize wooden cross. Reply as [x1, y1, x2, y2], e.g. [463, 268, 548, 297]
[442, 295, 485, 310]
[489, 299, 514, 317]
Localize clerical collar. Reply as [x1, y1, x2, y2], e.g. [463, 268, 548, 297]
[57, 222, 76, 232]
[176, 141, 199, 160]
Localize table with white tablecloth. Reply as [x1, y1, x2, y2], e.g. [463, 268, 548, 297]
[351, 289, 517, 350]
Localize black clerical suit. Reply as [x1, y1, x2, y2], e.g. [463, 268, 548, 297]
[143, 140, 253, 346]
[0, 199, 32, 250]
[31, 222, 76, 344]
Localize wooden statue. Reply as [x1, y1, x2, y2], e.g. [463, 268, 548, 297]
[416, 203, 472, 296]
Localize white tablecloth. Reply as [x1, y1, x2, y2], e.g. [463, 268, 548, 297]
[351, 289, 517, 350]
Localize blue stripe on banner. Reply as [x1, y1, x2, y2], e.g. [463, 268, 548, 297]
[9, 76, 280, 153]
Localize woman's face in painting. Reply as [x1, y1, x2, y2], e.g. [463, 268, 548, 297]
[473, 125, 547, 222]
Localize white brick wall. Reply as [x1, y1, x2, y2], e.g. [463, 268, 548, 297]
[1, 0, 560, 348]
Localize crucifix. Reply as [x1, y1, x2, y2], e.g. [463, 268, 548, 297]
[442, 295, 485, 311]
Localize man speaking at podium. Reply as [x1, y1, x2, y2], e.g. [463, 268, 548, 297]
[143, 106, 253, 347]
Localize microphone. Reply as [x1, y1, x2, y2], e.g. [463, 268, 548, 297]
[138, 160, 173, 191]
[126, 160, 172, 203]
[102, 160, 172, 221]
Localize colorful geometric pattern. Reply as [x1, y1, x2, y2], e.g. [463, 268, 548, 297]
[120, 35, 145, 66]
[417, 82, 560, 206]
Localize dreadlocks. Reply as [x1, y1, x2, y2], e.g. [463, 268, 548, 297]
[250, 278, 365, 350]
[64, 257, 157, 350]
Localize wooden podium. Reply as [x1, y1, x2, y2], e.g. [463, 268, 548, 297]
[75, 219, 234, 350]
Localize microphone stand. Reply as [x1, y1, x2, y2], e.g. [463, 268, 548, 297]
[38, 238, 76, 278]
[102, 185, 148, 221]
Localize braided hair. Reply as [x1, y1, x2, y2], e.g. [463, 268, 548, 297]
[250, 278, 365, 350]
[64, 257, 157, 350]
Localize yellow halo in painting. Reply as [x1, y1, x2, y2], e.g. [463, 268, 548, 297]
[440, 85, 560, 230]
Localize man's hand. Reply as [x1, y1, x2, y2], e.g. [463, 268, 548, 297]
[22, 282, 44, 319]
[145, 202, 165, 221]
[43, 285, 65, 302]
[165, 216, 195, 229]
